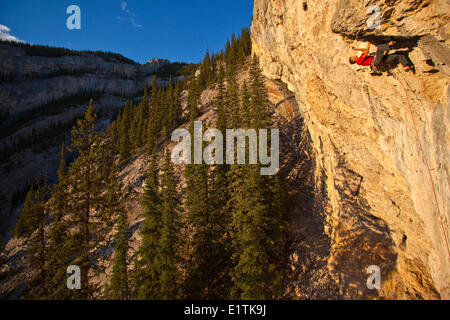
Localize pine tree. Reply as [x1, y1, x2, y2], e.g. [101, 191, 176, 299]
[67, 99, 106, 299]
[240, 27, 252, 57]
[99, 123, 117, 178]
[249, 56, 270, 130]
[134, 149, 162, 299]
[147, 76, 159, 150]
[173, 81, 183, 127]
[211, 64, 229, 211]
[158, 148, 181, 299]
[229, 164, 280, 299]
[187, 72, 200, 121]
[227, 62, 284, 299]
[215, 65, 227, 132]
[105, 164, 129, 300]
[206, 64, 233, 296]
[162, 83, 173, 138]
[140, 88, 149, 145]
[225, 66, 241, 128]
[225, 38, 232, 66]
[45, 143, 72, 299]
[119, 102, 132, 162]
[200, 50, 212, 89]
[240, 81, 251, 128]
[183, 135, 211, 298]
[15, 186, 40, 238]
[22, 180, 49, 299]
[134, 102, 145, 150]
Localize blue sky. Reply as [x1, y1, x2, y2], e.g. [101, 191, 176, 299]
[0, 0, 253, 63]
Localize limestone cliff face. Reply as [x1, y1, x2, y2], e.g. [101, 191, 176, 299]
[0, 43, 170, 116]
[251, 0, 449, 298]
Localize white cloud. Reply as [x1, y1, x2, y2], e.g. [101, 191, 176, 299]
[131, 18, 142, 28]
[118, 2, 142, 28]
[0, 24, 25, 42]
[0, 24, 11, 32]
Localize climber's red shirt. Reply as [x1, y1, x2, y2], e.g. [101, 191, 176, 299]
[356, 54, 374, 66]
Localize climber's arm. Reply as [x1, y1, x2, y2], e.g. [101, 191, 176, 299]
[364, 42, 371, 56]
[353, 42, 371, 57]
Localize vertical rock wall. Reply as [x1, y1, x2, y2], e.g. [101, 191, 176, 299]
[251, 0, 449, 299]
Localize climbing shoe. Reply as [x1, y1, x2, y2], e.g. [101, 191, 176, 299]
[388, 41, 396, 50]
[404, 64, 416, 74]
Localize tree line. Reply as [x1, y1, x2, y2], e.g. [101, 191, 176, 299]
[0, 40, 136, 64]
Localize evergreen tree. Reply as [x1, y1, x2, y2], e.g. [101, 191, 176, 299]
[206, 64, 233, 296]
[229, 165, 280, 299]
[99, 123, 117, 178]
[211, 64, 229, 212]
[134, 149, 162, 299]
[215, 65, 227, 133]
[147, 76, 159, 149]
[119, 102, 132, 162]
[15, 186, 40, 238]
[227, 61, 285, 299]
[183, 133, 212, 298]
[140, 88, 149, 145]
[45, 143, 72, 299]
[225, 66, 241, 128]
[240, 27, 252, 57]
[249, 56, 270, 130]
[199, 50, 212, 89]
[173, 81, 183, 127]
[240, 81, 251, 128]
[67, 99, 106, 299]
[158, 148, 181, 299]
[187, 72, 201, 121]
[105, 164, 129, 300]
[134, 102, 145, 150]
[162, 83, 173, 137]
[21, 181, 49, 299]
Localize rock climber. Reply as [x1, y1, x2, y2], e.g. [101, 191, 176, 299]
[349, 41, 415, 74]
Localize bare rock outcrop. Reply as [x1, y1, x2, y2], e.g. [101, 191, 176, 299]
[251, 0, 449, 299]
[0, 43, 171, 117]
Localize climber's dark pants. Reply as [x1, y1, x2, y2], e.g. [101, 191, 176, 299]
[384, 54, 410, 67]
[372, 43, 411, 70]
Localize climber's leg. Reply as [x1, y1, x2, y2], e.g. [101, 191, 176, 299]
[386, 54, 413, 67]
[385, 54, 415, 73]
[398, 54, 415, 73]
[372, 43, 391, 67]
[386, 54, 410, 67]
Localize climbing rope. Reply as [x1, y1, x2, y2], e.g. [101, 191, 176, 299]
[388, 64, 450, 260]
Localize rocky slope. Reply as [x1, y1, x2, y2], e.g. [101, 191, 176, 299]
[251, 0, 449, 298]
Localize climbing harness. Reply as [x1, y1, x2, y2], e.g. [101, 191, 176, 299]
[388, 64, 450, 260]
